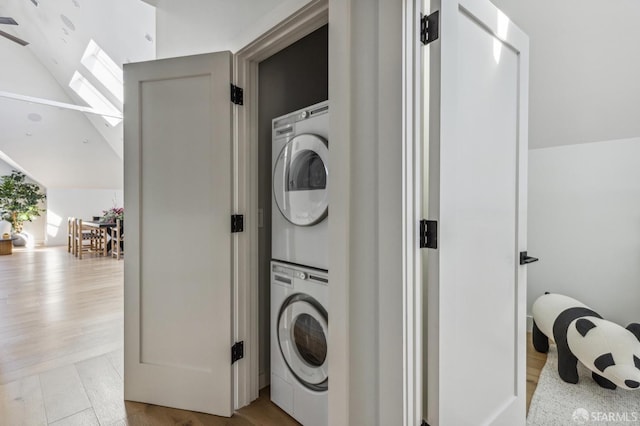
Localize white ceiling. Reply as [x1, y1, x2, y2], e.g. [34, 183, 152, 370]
[0, 0, 156, 188]
[0, 0, 310, 189]
[151, 0, 310, 58]
[4, 0, 631, 189]
[492, 0, 640, 149]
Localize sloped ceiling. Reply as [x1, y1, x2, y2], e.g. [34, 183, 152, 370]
[149, 0, 311, 58]
[0, 0, 155, 188]
[0, 0, 311, 190]
[492, 0, 640, 148]
[0, 41, 123, 188]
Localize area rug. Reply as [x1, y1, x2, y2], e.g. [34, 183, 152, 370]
[527, 345, 640, 425]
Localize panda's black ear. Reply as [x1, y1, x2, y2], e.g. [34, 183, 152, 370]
[626, 323, 640, 342]
[576, 318, 597, 337]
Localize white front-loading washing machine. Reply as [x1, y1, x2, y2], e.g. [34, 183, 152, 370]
[271, 260, 328, 426]
[272, 101, 329, 270]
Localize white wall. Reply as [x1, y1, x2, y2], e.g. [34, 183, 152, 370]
[528, 137, 640, 326]
[153, 0, 312, 57]
[45, 188, 123, 246]
[329, 0, 404, 424]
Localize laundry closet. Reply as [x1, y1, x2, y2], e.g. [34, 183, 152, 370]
[257, 25, 329, 426]
[122, 15, 329, 424]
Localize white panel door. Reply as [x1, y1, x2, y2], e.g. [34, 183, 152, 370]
[426, 0, 529, 425]
[123, 52, 234, 416]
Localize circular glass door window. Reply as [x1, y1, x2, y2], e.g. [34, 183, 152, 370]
[273, 134, 329, 226]
[277, 293, 328, 391]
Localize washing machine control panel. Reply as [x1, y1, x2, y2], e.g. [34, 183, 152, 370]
[272, 264, 308, 280]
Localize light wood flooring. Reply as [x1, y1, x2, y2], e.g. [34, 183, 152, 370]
[1, 246, 546, 424]
[526, 332, 547, 414]
[0, 246, 299, 425]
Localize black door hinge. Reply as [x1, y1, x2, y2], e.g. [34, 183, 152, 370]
[421, 421, 430, 426]
[231, 341, 244, 364]
[419, 219, 438, 249]
[231, 84, 243, 105]
[231, 214, 244, 233]
[420, 11, 439, 45]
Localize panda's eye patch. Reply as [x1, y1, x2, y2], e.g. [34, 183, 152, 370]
[576, 319, 597, 337]
[594, 353, 615, 372]
[634, 355, 640, 369]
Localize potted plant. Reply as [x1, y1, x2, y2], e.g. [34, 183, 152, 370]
[101, 207, 124, 224]
[0, 170, 46, 245]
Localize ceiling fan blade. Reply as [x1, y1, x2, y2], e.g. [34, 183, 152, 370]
[0, 17, 18, 25]
[0, 29, 29, 46]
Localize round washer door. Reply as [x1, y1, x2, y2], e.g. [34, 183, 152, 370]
[277, 293, 328, 392]
[273, 133, 328, 226]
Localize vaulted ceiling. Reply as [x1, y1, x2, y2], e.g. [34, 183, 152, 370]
[0, 0, 308, 189]
[0, 0, 155, 188]
[491, 0, 640, 149]
[3, 0, 636, 190]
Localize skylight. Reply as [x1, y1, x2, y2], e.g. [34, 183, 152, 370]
[81, 40, 123, 103]
[69, 71, 122, 126]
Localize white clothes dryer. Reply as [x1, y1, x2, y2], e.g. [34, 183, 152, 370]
[271, 260, 328, 426]
[272, 101, 329, 270]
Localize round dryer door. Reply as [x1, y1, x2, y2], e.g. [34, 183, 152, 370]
[273, 134, 328, 226]
[277, 293, 328, 392]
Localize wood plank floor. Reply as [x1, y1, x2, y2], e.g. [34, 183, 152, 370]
[527, 332, 547, 414]
[1, 246, 546, 423]
[0, 246, 299, 425]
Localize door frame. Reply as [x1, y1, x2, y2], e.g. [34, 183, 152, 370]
[236, 1, 423, 424]
[233, 0, 328, 409]
[402, 1, 426, 425]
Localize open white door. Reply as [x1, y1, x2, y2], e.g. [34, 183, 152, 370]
[426, 0, 529, 425]
[123, 52, 234, 416]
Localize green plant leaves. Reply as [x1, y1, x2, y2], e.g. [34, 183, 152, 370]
[0, 170, 46, 232]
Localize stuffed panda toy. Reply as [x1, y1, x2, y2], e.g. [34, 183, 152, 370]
[532, 292, 640, 390]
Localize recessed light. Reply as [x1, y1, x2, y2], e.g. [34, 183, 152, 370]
[145, 34, 153, 42]
[82, 139, 89, 144]
[27, 113, 42, 122]
[72, 0, 80, 7]
[60, 14, 75, 31]
[30, 0, 39, 6]
[25, 132, 32, 136]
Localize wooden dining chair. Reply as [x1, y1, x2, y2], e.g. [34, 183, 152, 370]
[67, 217, 75, 254]
[111, 219, 124, 260]
[74, 219, 105, 259]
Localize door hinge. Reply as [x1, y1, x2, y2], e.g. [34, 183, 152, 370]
[419, 219, 438, 249]
[231, 214, 244, 233]
[230, 84, 243, 105]
[420, 11, 439, 45]
[231, 341, 244, 364]
[421, 421, 430, 426]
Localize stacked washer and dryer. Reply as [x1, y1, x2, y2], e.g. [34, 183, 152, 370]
[270, 101, 329, 426]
